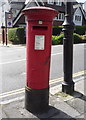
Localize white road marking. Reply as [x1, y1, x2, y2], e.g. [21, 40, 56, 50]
[1, 96, 24, 104]
[51, 52, 62, 56]
[0, 59, 26, 65]
[0, 90, 25, 98]
[2, 48, 25, 53]
[0, 52, 62, 65]
[0, 88, 25, 96]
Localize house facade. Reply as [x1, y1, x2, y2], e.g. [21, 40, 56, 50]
[8, 0, 86, 27]
[12, 0, 65, 27]
[73, 4, 86, 26]
[8, 0, 25, 20]
[73, 7, 83, 26]
[42, 0, 65, 26]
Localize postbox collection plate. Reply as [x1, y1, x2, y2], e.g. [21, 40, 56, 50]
[35, 35, 45, 50]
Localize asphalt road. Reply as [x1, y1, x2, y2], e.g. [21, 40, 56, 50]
[0, 44, 85, 94]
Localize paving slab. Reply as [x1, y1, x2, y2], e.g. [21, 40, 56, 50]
[66, 98, 85, 114]
[53, 98, 80, 118]
[2, 98, 36, 118]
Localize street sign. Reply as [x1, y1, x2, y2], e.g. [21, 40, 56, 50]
[5, 12, 13, 28]
[7, 19, 12, 28]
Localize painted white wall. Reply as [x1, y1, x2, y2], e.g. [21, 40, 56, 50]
[0, 0, 10, 28]
[73, 7, 83, 26]
[25, 0, 31, 4]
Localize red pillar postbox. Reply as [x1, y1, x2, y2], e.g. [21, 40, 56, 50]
[22, 7, 58, 113]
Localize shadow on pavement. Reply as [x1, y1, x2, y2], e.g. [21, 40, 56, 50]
[33, 106, 75, 119]
[72, 91, 86, 101]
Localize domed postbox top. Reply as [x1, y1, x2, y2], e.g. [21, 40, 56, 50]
[22, 7, 58, 21]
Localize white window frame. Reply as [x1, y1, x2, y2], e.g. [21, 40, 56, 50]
[57, 13, 64, 21]
[47, 0, 54, 4]
[55, 0, 62, 6]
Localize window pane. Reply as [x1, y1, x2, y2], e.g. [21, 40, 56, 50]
[75, 15, 81, 21]
[59, 13, 61, 19]
[79, 16, 81, 21]
[62, 13, 64, 20]
[57, 13, 64, 20]
[48, 0, 54, 4]
[75, 15, 77, 21]
[55, 0, 62, 6]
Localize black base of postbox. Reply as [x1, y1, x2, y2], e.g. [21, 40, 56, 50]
[25, 86, 49, 114]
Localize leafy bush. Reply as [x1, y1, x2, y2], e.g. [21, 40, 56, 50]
[52, 36, 60, 45]
[52, 33, 64, 45]
[52, 26, 63, 35]
[52, 33, 83, 45]
[80, 35, 86, 43]
[73, 33, 82, 44]
[8, 28, 19, 44]
[8, 27, 26, 44]
[56, 33, 64, 44]
[74, 26, 86, 35]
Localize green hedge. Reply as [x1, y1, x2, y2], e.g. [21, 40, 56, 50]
[74, 26, 86, 35]
[52, 26, 63, 35]
[52, 26, 86, 35]
[52, 34, 64, 45]
[52, 33, 83, 45]
[8, 27, 26, 44]
[73, 33, 82, 44]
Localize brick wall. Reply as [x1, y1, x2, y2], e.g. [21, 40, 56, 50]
[0, 28, 11, 44]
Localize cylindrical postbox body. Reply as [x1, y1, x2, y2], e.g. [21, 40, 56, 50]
[22, 7, 58, 113]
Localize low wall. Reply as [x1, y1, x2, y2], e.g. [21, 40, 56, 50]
[0, 31, 11, 44]
[0, 33, 2, 43]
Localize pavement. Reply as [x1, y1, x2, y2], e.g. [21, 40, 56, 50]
[0, 75, 86, 120]
[0, 43, 85, 119]
[0, 43, 26, 48]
